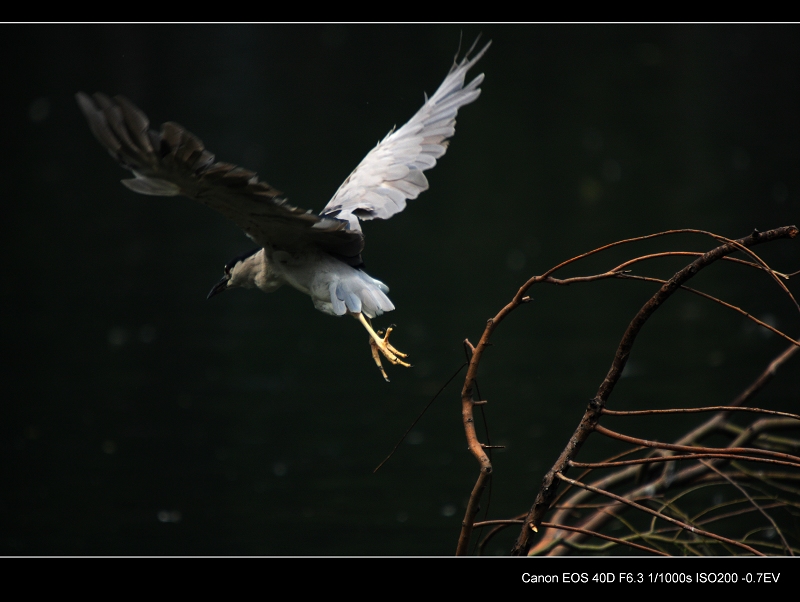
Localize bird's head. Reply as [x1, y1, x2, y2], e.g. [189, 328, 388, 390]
[207, 248, 263, 299]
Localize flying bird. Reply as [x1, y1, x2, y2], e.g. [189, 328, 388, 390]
[77, 40, 489, 381]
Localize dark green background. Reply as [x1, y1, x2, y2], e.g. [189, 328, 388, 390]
[2, 24, 798, 555]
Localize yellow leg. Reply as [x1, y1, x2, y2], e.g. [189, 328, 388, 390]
[355, 313, 411, 381]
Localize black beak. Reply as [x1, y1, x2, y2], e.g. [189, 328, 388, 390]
[207, 274, 230, 299]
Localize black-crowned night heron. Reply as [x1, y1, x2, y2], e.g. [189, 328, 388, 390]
[77, 40, 489, 380]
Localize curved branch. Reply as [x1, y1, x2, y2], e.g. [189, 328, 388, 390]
[700, 460, 793, 555]
[603, 406, 800, 420]
[554, 473, 766, 556]
[534, 416, 800, 555]
[570, 453, 800, 470]
[510, 225, 798, 555]
[617, 273, 799, 346]
[593, 424, 800, 465]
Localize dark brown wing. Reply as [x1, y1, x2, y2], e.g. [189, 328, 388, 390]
[76, 92, 364, 262]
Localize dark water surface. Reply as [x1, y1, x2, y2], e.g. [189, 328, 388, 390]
[2, 24, 798, 555]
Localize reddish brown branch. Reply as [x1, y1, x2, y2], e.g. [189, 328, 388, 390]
[593, 424, 800, 465]
[699, 460, 793, 555]
[570, 453, 800, 470]
[617, 273, 799, 346]
[532, 344, 800, 554]
[611, 251, 792, 277]
[554, 473, 766, 555]
[534, 418, 800, 555]
[454, 226, 798, 555]
[509, 225, 798, 556]
[537, 521, 670, 556]
[650, 345, 800, 457]
[539, 228, 754, 278]
[539, 502, 794, 555]
[603, 406, 800, 420]
[456, 339, 493, 556]
[730, 344, 800, 407]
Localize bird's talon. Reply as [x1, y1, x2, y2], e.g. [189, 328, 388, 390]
[369, 338, 391, 381]
[377, 328, 411, 366]
[379, 326, 408, 358]
[357, 313, 411, 378]
[385, 341, 408, 358]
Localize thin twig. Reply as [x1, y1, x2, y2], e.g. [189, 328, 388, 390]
[554, 473, 765, 556]
[535, 415, 800, 555]
[473, 519, 525, 527]
[603, 406, 800, 420]
[611, 251, 791, 278]
[374, 361, 467, 473]
[550, 446, 647, 509]
[617, 273, 799, 346]
[570, 453, 800, 470]
[699, 460, 793, 555]
[536, 521, 670, 556]
[594, 424, 800, 465]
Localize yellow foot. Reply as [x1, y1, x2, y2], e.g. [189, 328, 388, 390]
[355, 313, 411, 382]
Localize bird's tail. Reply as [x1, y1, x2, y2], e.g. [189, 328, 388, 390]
[327, 272, 395, 318]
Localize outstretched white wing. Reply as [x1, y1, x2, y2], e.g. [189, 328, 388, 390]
[320, 40, 490, 230]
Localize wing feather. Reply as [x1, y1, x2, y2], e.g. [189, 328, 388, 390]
[320, 39, 489, 227]
[76, 92, 364, 263]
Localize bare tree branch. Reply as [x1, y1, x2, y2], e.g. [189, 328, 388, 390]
[699, 460, 793, 555]
[553, 473, 766, 555]
[453, 225, 799, 555]
[509, 226, 798, 555]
